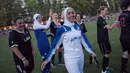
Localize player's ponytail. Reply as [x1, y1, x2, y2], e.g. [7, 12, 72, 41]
[120, 0, 130, 11]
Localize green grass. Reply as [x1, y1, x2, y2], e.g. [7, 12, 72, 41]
[0, 20, 130, 73]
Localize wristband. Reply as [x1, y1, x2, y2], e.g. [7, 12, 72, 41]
[21, 57, 26, 61]
[116, 20, 119, 23]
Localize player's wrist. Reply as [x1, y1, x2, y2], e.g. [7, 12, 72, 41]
[45, 59, 49, 63]
[115, 20, 119, 23]
[21, 57, 26, 62]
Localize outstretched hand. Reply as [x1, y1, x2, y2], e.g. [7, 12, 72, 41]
[91, 52, 99, 68]
[91, 52, 96, 57]
[41, 61, 48, 70]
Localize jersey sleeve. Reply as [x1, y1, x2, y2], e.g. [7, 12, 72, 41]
[8, 31, 18, 48]
[97, 17, 108, 28]
[46, 27, 64, 62]
[81, 31, 93, 54]
[33, 17, 51, 30]
[82, 23, 87, 33]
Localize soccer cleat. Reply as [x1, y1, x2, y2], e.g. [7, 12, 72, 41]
[106, 67, 114, 71]
[58, 63, 65, 66]
[101, 70, 110, 73]
[102, 70, 107, 73]
[94, 57, 99, 68]
[121, 71, 129, 73]
[51, 63, 56, 68]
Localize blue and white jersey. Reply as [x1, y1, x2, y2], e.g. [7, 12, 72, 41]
[46, 23, 93, 61]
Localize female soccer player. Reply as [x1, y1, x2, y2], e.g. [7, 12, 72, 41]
[76, 13, 87, 33]
[50, 12, 64, 67]
[41, 7, 96, 73]
[97, 6, 118, 73]
[119, 0, 130, 73]
[76, 13, 93, 64]
[9, 16, 35, 73]
[33, 10, 52, 73]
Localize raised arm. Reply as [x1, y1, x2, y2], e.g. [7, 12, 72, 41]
[97, 17, 118, 30]
[33, 17, 51, 30]
[105, 20, 118, 30]
[33, 9, 53, 30]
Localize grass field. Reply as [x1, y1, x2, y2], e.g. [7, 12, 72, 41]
[0, 20, 130, 73]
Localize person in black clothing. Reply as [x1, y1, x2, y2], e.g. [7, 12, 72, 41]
[97, 6, 118, 73]
[76, 13, 87, 33]
[8, 16, 35, 73]
[118, 0, 130, 73]
[50, 12, 64, 67]
[76, 13, 94, 64]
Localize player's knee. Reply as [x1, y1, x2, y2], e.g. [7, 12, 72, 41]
[106, 50, 111, 55]
[105, 54, 110, 57]
[122, 51, 128, 58]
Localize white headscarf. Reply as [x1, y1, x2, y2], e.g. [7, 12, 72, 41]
[63, 7, 75, 27]
[33, 13, 41, 24]
[33, 13, 41, 29]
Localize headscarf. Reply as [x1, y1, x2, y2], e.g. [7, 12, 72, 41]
[63, 7, 75, 27]
[33, 13, 41, 29]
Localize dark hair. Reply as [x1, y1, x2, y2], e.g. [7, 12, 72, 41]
[97, 6, 107, 14]
[76, 13, 83, 19]
[120, 0, 130, 10]
[52, 12, 58, 15]
[13, 16, 24, 24]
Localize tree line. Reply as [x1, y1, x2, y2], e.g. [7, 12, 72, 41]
[0, 0, 120, 26]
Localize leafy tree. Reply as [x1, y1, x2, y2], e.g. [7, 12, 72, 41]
[0, 0, 24, 26]
[0, 0, 120, 26]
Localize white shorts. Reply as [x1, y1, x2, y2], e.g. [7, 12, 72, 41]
[64, 55, 84, 73]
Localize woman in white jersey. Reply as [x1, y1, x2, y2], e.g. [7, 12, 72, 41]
[41, 7, 96, 73]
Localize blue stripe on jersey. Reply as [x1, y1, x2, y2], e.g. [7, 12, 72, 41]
[73, 23, 81, 30]
[74, 23, 93, 51]
[46, 26, 65, 61]
[81, 31, 93, 51]
[63, 25, 72, 31]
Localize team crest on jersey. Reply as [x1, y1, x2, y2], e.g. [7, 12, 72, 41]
[24, 36, 30, 42]
[71, 36, 81, 41]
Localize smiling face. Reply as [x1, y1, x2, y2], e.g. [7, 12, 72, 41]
[100, 7, 108, 16]
[66, 8, 75, 22]
[15, 19, 25, 30]
[52, 13, 58, 20]
[76, 14, 81, 21]
[36, 15, 42, 23]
